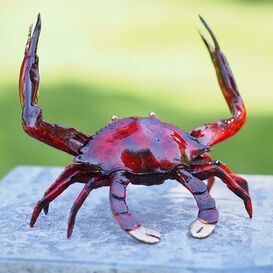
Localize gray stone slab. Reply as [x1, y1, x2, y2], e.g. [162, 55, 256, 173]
[0, 166, 273, 273]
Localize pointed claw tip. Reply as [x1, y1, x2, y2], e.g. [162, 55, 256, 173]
[198, 15, 208, 30]
[67, 229, 73, 239]
[198, 14, 204, 22]
[248, 210, 253, 218]
[198, 15, 208, 28]
[43, 204, 49, 214]
[248, 201, 253, 218]
[244, 199, 253, 218]
[31, 13, 41, 38]
[25, 13, 42, 56]
[36, 13, 42, 30]
[197, 15, 219, 50]
[37, 13, 41, 24]
[198, 14, 206, 24]
[197, 15, 204, 32]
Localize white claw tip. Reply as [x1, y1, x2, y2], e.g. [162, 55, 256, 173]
[128, 226, 161, 244]
[111, 115, 118, 121]
[149, 112, 156, 118]
[189, 219, 216, 239]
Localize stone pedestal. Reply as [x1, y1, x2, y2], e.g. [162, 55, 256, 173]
[0, 166, 273, 273]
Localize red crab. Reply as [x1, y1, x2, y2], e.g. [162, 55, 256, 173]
[19, 14, 252, 244]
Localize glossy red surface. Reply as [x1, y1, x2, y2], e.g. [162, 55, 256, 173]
[190, 16, 246, 147]
[19, 15, 89, 156]
[19, 14, 252, 243]
[74, 117, 210, 174]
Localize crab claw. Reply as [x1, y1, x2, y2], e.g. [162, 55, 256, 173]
[189, 219, 216, 239]
[20, 13, 41, 110]
[128, 225, 161, 244]
[25, 13, 41, 57]
[197, 15, 220, 55]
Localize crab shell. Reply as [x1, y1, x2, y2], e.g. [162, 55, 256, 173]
[74, 117, 211, 175]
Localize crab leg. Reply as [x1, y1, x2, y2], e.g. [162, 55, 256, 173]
[42, 164, 92, 215]
[216, 162, 249, 193]
[189, 16, 246, 147]
[110, 171, 161, 244]
[176, 168, 218, 238]
[19, 14, 89, 156]
[191, 162, 252, 217]
[193, 154, 216, 192]
[30, 164, 91, 227]
[192, 159, 249, 193]
[67, 176, 103, 238]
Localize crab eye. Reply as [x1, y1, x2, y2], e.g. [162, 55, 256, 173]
[111, 115, 118, 122]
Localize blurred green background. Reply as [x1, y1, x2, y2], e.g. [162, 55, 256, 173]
[0, 0, 273, 178]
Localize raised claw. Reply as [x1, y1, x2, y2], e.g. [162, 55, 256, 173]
[189, 219, 216, 239]
[197, 15, 219, 54]
[191, 16, 247, 147]
[128, 225, 161, 244]
[25, 13, 41, 57]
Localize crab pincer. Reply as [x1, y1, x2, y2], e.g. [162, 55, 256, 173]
[191, 16, 246, 147]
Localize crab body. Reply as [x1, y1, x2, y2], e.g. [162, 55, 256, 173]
[19, 14, 252, 244]
[75, 117, 210, 176]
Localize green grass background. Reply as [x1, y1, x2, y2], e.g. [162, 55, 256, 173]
[0, 0, 273, 178]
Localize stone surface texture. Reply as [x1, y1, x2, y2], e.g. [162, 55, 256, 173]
[0, 166, 273, 273]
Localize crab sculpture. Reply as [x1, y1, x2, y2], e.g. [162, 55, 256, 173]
[19, 14, 252, 244]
